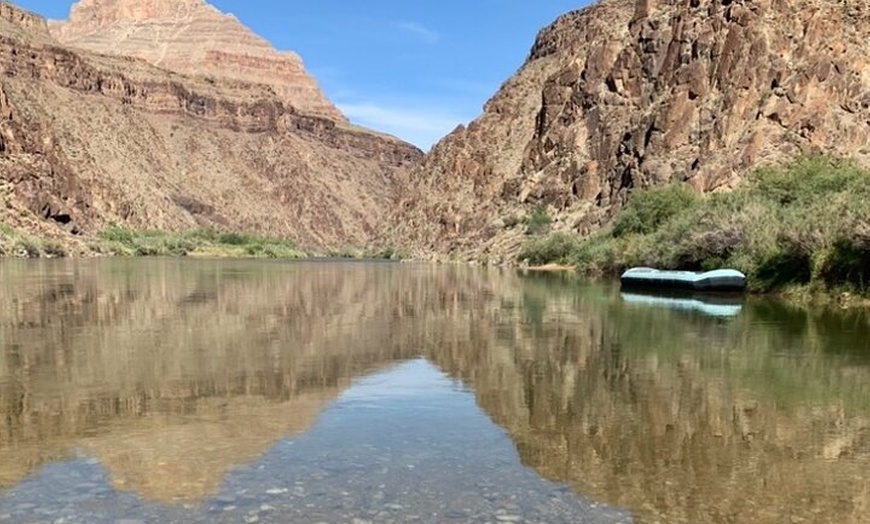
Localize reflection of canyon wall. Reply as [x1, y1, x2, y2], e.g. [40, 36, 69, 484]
[0, 260, 517, 503]
[0, 260, 443, 501]
[1, 262, 869, 521]
[427, 280, 870, 524]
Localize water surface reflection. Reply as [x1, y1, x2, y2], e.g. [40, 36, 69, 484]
[1, 260, 868, 523]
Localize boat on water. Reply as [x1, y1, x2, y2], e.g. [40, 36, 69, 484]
[620, 267, 746, 292]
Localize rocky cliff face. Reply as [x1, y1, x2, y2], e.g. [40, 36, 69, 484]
[50, 0, 343, 121]
[0, 1, 421, 250]
[0, 0, 47, 33]
[389, 0, 870, 260]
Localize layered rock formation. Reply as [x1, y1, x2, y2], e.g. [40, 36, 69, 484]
[388, 0, 870, 259]
[0, 1, 421, 251]
[50, 0, 343, 121]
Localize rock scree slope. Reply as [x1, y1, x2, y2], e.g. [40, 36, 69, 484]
[386, 0, 870, 260]
[0, 0, 422, 251]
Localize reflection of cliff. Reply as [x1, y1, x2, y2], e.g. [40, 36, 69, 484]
[83, 393, 334, 502]
[2, 262, 869, 521]
[0, 259, 437, 501]
[0, 260, 522, 503]
[428, 277, 870, 524]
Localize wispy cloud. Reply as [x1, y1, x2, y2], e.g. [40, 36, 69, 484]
[395, 21, 440, 44]
[338, 102, 471, 151]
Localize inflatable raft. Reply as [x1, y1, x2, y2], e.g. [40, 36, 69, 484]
[620, 267, 746, 292]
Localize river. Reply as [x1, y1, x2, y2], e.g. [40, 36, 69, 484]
[0, 259, 867, 523]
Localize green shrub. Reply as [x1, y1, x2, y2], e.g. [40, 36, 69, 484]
[134, 243, 163, 256]
[815, 239, 870, 292]
[571, 234, 621, 276]
[518, 232, 582, 266]
[525, 208, 552, 235]
[753, 243, 813, 292]
[217, 232, 251, 246]
[42, 241, 68, 258]
[612, 184, 699, 237]
[164, 237, 196, 256]
[98, 225, 136, 244]
[750, 157, 867, 205]
[94, 226, 306, 259]
[369, 246, 395, 259]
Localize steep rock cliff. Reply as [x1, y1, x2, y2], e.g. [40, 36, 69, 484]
[50, 0, 343, 121]
[0, 1, 422, 250]
[389, 0, 870, 260]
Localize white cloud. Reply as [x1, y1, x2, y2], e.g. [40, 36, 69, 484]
[338, 102, 470, 151]
[395, 21, 440, 44]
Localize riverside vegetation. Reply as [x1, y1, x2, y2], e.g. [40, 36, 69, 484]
[518, 157, 870, 298]
[0, 224, 410, 260]
[0, 224, 68, 258]
[96, 227, 308, 258]
[0, 225, 306, 259]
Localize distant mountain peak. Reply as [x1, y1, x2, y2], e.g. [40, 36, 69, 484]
[52, 0, 345, 121]
[67, 0, 211, 25]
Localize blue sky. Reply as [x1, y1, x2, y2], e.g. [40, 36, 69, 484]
[17, 1, 590, 150]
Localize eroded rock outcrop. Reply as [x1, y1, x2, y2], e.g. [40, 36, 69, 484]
[389, 0, 870, 259]
[50, 0, 343, 121]
[0, 0, 47, 34]
[0, 1, 422, 250]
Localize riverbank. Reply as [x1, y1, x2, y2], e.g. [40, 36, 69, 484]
[97, 226, 309, 259]
[3, 157, 868, 306]
[0, 225, 308, 259]
[518, 157, 870, 302]
[0, 224, 413, 261]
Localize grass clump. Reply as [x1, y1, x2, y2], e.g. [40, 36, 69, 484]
[517, 157, 870, 297]
[0, 224, 68, 258]
[97, 226, 307, 259]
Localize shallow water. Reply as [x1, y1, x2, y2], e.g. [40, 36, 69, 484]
[0, 259, 868, 523]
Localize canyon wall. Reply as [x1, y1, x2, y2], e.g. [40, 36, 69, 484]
[388, 0, 870, 259]
[0, 1, 421, 251]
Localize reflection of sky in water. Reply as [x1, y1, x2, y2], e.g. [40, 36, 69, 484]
[0, 359, 632, 524]
[340, 357, 467, 400]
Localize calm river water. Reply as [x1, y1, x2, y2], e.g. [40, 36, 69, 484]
[0, 259, 868, 523]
